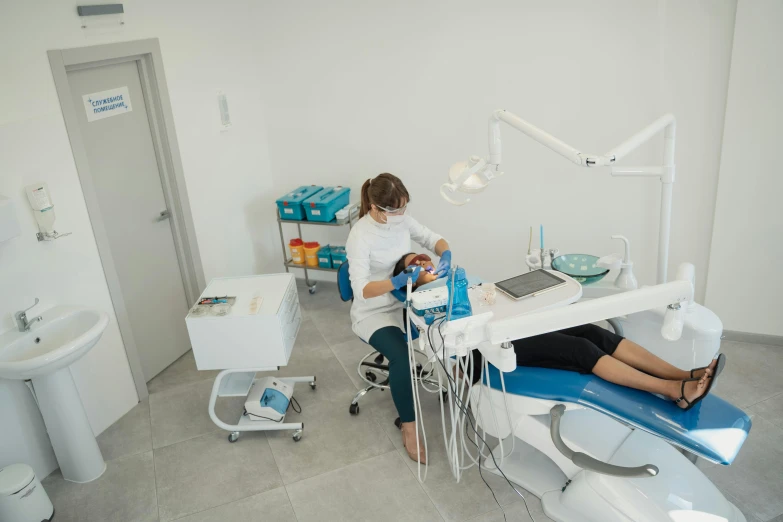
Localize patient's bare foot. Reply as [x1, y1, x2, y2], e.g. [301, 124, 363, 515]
[401, 422, 427, 464]
[691, 358, 719, 380]
[670, 373, 711, 409]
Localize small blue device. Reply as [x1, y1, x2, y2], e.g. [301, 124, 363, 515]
[244, 377, 293, 422]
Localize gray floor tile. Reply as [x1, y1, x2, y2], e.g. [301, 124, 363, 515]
[285, 450, 443, 522]
[714, 342, 783, 407]
[149, 378, 244, 449]
[330, 337, 382, 391]
[308, 302, 356, 347]
[297, 280, 342, 311]
[97, 398, 152, 462]
[705, 416, 783, 522]
[467, 502, 553, 522]
[717, 488, 765, 522]
[42, 451, 157, 522]
[293, 317, 334, 355]
[173, 487, 297, 522]
[749, 392, 783, 429]
[266, 390, 395, 484]
[256, 338, 359, 403]
[154, 430, 283, 521]
[359, 383, 532, 522]
[147, 349, 220, 395]
[769, 514, 783, 522]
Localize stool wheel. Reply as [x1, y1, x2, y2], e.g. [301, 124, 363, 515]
[365, 371, 377, 382]
[349, 403, 360, 415]
[228, 432, 239, 443]
[374, 353, 385, 365]
[308, 284, 317, 294]
[293, 430, 303, 442]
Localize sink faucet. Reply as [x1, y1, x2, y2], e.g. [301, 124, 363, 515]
[15, 298, 42, 332]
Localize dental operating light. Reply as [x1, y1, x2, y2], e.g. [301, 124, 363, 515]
[443, 109, 677, 285]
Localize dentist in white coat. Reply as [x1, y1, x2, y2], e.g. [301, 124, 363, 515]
[346, 172, 451, 463]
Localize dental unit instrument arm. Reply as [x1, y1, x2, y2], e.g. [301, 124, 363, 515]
[442, 110, 677, 283]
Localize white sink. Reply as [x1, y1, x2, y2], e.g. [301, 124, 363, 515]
[0, 305, 110, 483]
[0, 306, 109, 379]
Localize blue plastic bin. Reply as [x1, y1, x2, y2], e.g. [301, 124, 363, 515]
[331, 246, 347, 267]
[276, 185, 323, 220]
[317, 245, 333, 269]
[303, 187, 351, 222]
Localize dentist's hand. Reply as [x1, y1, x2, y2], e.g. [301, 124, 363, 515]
[435, 250, 452, 279]
[391, 266, 422, 290]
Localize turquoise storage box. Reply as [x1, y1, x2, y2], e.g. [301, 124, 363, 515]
[276, 185, 323, 220]
[331, 246, 347, 267]
[303, 187, 350, 222]
[317, 245, 333, 269]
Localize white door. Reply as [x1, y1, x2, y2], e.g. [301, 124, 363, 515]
[67, 60, 191, 382]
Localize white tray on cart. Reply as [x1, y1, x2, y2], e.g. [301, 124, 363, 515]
[209, 368, 316, 443]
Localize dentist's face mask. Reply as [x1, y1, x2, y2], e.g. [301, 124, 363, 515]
[376, 202, 407, 226]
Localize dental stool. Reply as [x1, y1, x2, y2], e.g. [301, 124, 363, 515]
[337, 261, 424, 420]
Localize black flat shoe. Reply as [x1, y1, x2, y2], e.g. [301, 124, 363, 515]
[674, 374, 716, 412]
[690, 353, 727, 379]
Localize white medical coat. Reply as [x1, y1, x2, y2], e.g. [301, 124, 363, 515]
[346, 214, 443, 342]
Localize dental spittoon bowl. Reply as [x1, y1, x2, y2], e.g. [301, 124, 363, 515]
[552, 254, 609, 285]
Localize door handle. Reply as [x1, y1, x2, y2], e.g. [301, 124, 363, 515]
[156, 210, 171, 222]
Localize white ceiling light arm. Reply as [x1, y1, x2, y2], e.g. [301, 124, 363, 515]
[442, 110, 614, 206]
[488, 110, 614, 168]
[443, 110, 677, 283]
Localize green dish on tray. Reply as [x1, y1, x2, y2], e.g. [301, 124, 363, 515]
[552, 254, 609, 285]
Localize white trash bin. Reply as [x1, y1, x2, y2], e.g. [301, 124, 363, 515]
[0, 464, 54, 522]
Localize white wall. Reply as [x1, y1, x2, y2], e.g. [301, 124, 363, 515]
[0, 0, 277, 479]
[705, 0, 783, 336]
[256, 0, 736, 299]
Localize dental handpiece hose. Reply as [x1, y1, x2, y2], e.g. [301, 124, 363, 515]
[406, 272, 427, 481]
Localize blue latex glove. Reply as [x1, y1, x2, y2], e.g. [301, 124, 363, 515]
[435, 250, 452, 279]
[391, 265, 422, 290]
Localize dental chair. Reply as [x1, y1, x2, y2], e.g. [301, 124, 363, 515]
[337, 261, 435, 418]
[469, 306, 752, 522]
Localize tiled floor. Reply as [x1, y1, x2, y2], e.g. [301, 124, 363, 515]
[42, 281, 783, 522]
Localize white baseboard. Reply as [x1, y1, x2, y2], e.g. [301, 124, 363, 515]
[722, 330, 783, 347]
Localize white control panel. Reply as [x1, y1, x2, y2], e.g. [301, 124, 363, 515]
[411, 286, 449, 315]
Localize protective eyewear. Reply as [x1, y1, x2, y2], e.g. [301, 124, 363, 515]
[407, 254, 431, 266]
[408, 254, 435, 273]
[377, 203, 408, 215]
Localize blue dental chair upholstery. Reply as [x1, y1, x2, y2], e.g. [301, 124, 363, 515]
[483, 364, 752, 465]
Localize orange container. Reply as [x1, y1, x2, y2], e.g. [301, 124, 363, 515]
[304, 241, 321, 267]
[289, 238, 305, 264]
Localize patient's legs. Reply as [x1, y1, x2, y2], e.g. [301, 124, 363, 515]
[612, 339, 717, 380]
[561, 324, 716, 380]
[592, 355, 710, 408]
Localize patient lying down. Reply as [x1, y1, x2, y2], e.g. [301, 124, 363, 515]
[395, 252, 725, 412]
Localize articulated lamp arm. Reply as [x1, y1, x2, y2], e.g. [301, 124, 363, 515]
[442, 109, 677, 283]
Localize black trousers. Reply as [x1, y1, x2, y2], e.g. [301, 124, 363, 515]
[468, 324, 624, 384]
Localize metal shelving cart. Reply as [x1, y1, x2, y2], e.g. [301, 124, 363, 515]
[276, 206, 358, 294]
